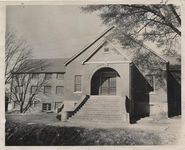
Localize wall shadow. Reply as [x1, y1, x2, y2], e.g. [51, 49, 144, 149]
[130, 64, 153, 123]
[168, 70, 181, 117]
[91, 67, 120, 95]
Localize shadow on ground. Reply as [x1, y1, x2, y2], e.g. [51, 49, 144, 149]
[6, 121, 163, 146]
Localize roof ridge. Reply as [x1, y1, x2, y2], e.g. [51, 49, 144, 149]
[64, 26, 114, 66]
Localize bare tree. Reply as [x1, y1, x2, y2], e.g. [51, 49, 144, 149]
[11, 73, 47, 113]
[5, 30, 32, 85]
[6, 30, 51, 113]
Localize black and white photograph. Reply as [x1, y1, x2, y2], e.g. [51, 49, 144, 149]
[4, 2, 182, 146]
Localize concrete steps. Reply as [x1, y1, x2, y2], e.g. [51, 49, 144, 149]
[68, 96, 126, 125]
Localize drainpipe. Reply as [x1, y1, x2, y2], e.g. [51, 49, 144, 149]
[166, 61, 170, 118]
[129, 62, 133, 123]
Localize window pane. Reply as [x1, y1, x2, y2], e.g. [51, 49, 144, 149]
[44, 86, 52, 94]
[74, 75, 82, 92]
[75, 84, 81, 92]
[42, 103, 51, 111]
[43, 104, 47, 111]
[48, 104, 51, 110]
[56, 86, 64, 95]
[75, 75, 81, 84]
[32, 73, 39, 79]
[57, 73, 64, 80]
[31, 86, 38, 94]
[45, 73, 52, 80]
[55, 102, 63, 109]
[16, 86, 22, 93]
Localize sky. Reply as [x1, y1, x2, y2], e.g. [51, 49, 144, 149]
[6, 5, 107, 59]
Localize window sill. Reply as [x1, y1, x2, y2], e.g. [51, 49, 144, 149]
[73, 91, 82, 94]
[149, 91, 156, 95]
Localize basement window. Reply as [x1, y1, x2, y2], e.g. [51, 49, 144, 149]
[42, 103, 51, 111]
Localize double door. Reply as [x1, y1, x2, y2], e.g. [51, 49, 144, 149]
[100, 72, 116, 95]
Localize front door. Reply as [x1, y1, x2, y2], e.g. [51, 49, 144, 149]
[100, 72, 116, 95]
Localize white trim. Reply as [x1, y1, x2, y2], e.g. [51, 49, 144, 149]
[82, 40, 106, 65]
[84, 61, 131, 64]
[73, 91, 82, 94]
[65, 26, 114, 66]
[82, 40, 132, 65]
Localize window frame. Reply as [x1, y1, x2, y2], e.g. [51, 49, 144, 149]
[56, 73, 64, 80]
[104, 47, 110, 53]
[45, 73, 52, 80]
[44, 86, 52, 94]
[15, 86, 23, 94]
[31, 73, 39, 79]
[145, 74, 156, 93]
[74, 75, 82, 92]
[56, 86, 64, 96]
[54, 102, 63, 109]
[42, 103, 52, 111]
[30, 86, 38, 94]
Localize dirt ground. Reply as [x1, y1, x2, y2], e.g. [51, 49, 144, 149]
[5, 112, 182, 145]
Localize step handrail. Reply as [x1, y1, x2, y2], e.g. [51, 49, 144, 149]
[68, 95, 90, 117]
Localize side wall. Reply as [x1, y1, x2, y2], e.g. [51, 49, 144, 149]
[64, 62, 131, 100]
[11, 73, 65, 113]
[167, 71, 181, 117]
[130, 62, 168, 120]
[130, 63, 152, 121]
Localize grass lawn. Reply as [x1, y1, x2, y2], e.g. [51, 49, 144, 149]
[6, 112, 60, 125]
[5, 113, 181, 145]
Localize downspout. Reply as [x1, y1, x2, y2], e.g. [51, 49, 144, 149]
[166, 61, 170, 117]
[129, 62, 133, 123]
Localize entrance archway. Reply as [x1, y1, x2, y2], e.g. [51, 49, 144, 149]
[91, 67, 120, 95]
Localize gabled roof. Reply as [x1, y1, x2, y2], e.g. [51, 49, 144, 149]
[65, 26, 168, 66]
[82, 40, 131, 64]
[64, 26, 114, 66]
[15, 58, 69, 73]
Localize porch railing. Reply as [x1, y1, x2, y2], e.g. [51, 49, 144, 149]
[68, 95, 90, 117]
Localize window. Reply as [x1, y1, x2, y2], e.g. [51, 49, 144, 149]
[44, 86, 52, 94]
[18, 74, 24, 85]
[56, 86, 64, 95]
[54, 102, 63, 109]
[45, 73, 52, 80]
[145, 75, 156, 92]
[42, 103, 51, 111]
[32, 100, 38, 107]
[32, 73, 39, 79]
[18, 74, 24, 78]
[74, 75, 82, 92]
[56, 73, 64, 80]
[104, 47, 110, 53]
[16, 86, 23, 94]
[31, 86, 38, 94]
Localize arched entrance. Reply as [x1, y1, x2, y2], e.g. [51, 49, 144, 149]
[91, 67, 120, 95]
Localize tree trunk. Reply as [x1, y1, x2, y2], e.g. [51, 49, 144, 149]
[20, 103, 24, 113]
